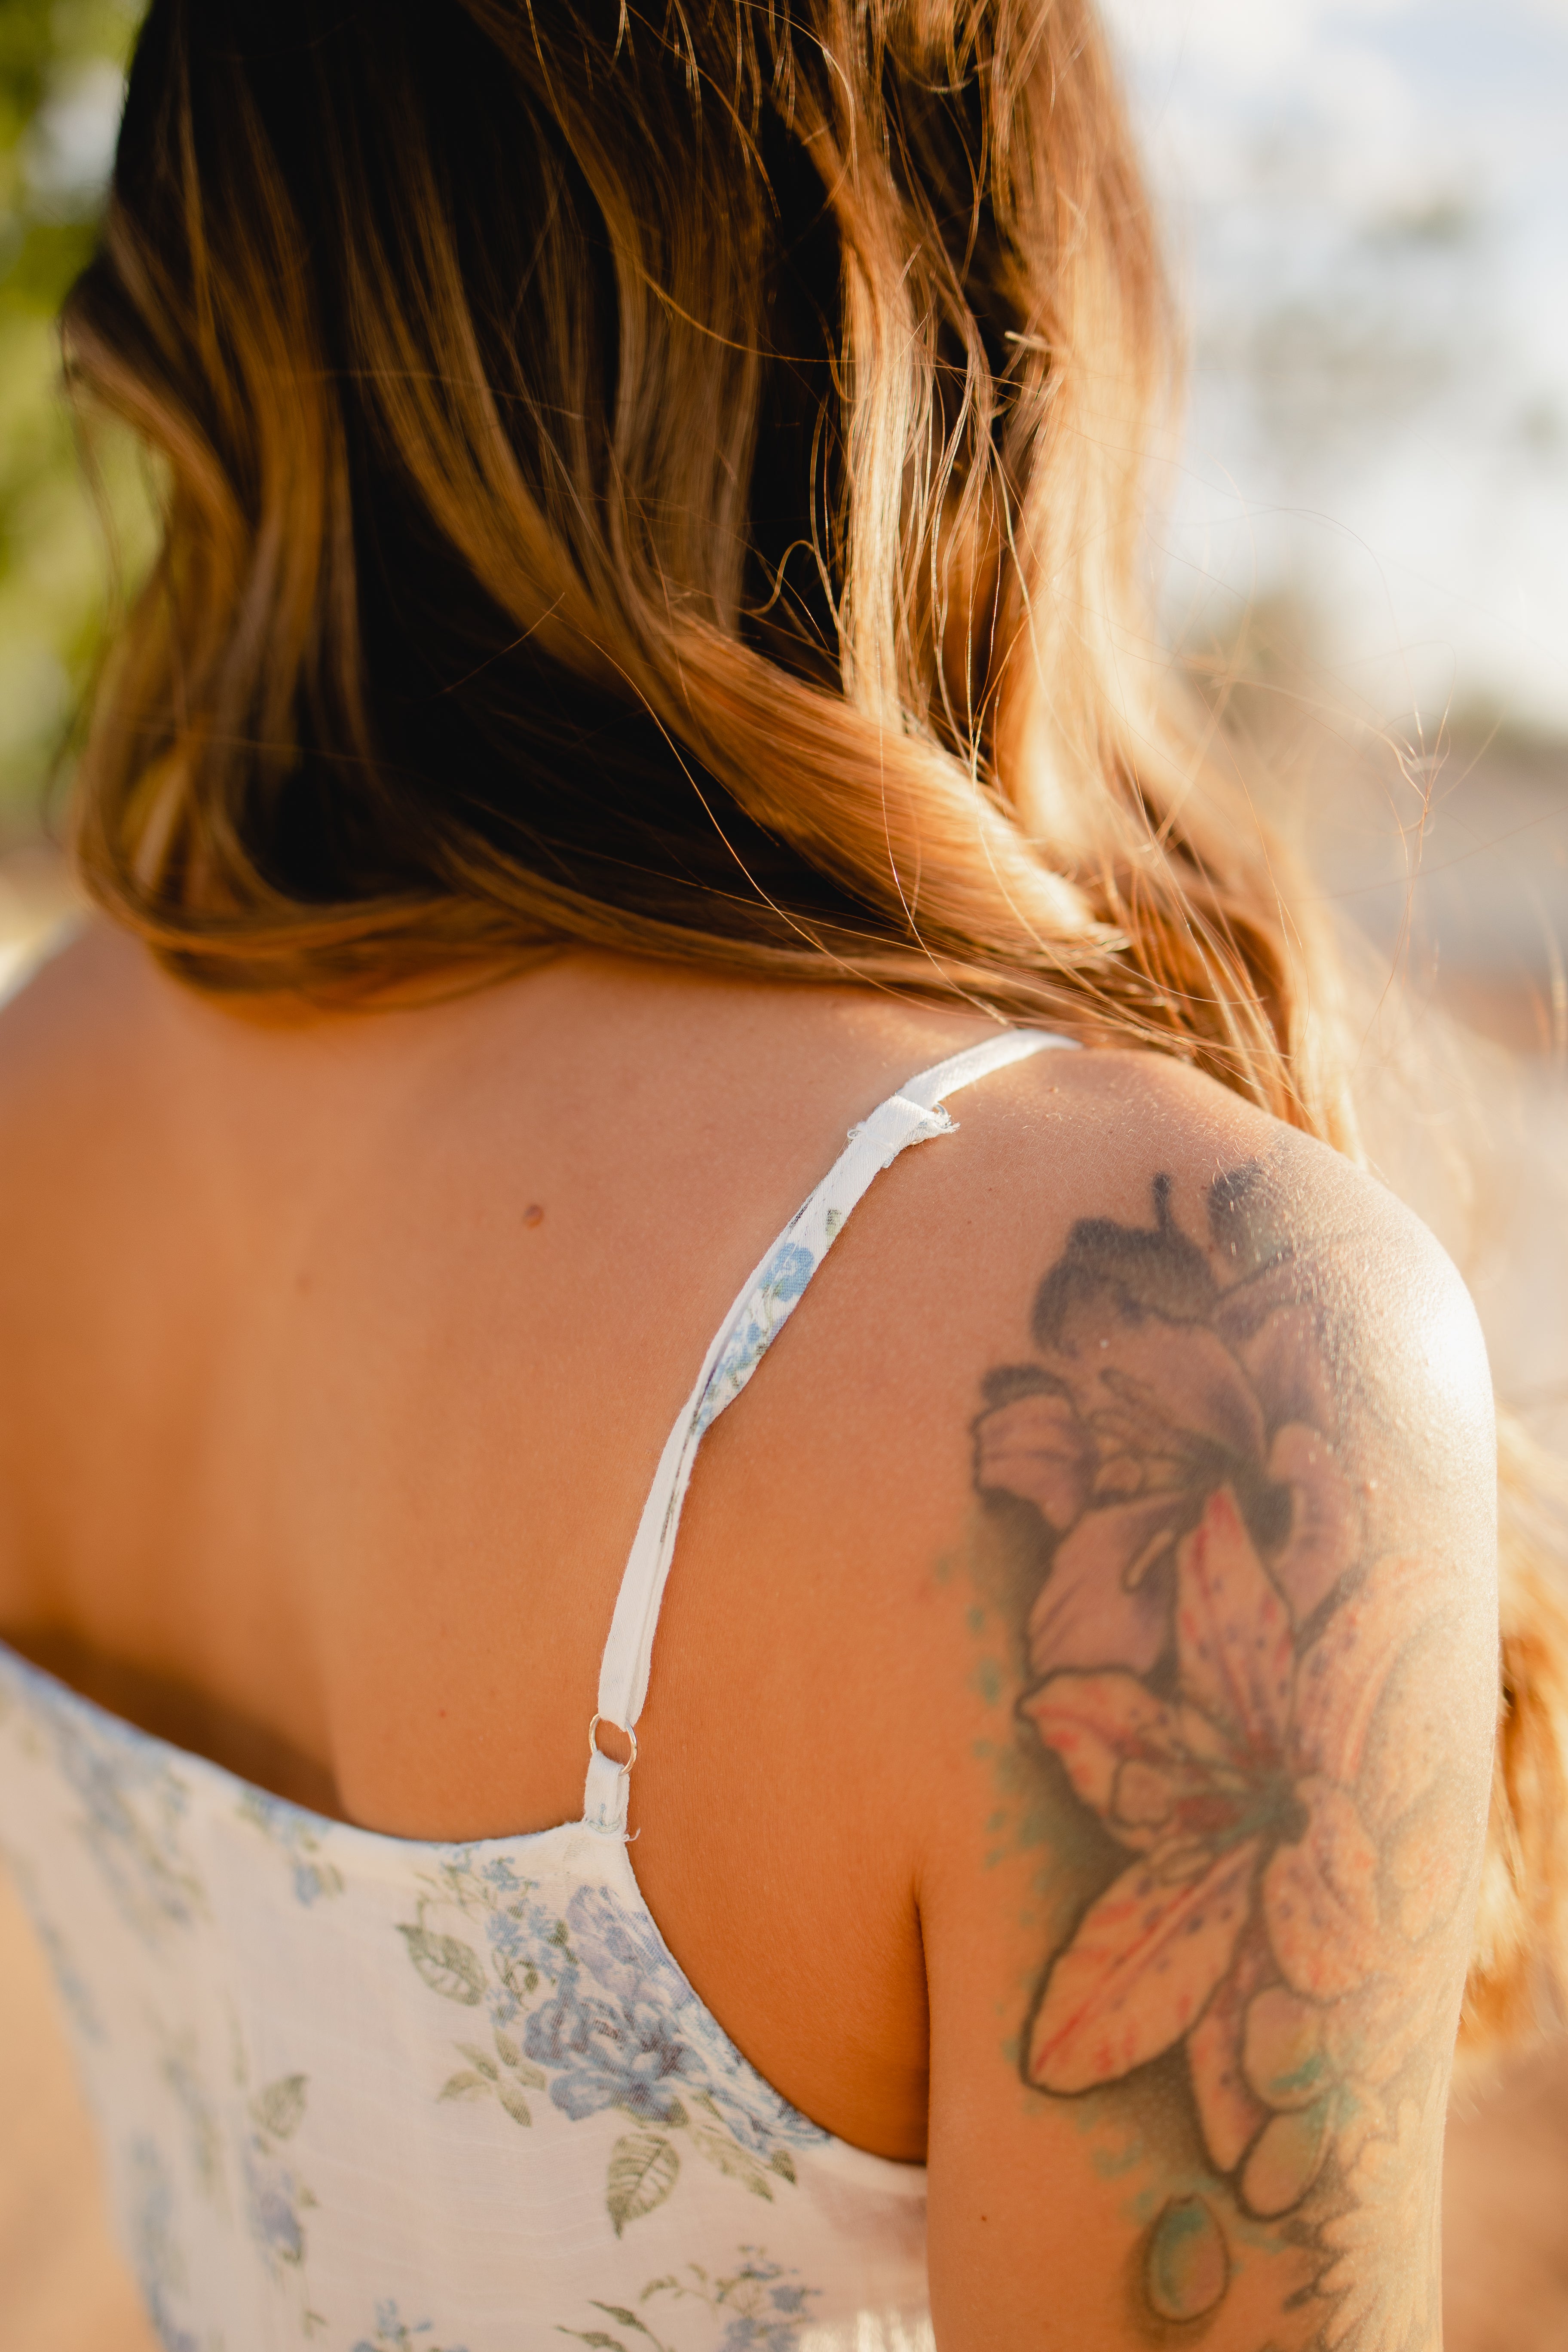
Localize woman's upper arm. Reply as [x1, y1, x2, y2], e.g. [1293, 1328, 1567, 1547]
[915, 1117, 1497, 2349]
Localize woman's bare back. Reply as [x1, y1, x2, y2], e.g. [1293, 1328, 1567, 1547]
[0, 924, 1498, 2342]
[0, 928, 1021, 2142]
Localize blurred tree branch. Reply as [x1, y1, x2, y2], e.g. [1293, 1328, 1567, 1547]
[0, 0, 150, 846]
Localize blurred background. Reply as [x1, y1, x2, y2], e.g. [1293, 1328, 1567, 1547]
[1102, 0, 1568, 1485]
[1, 1, 1566, 2343]
[0, 0, 149, 991]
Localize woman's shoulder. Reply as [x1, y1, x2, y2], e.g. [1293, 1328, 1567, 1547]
[816, 1029, 1491, 1449]
[799, 1030, 1499, 1899]
[639, 1014, 1495, 2122]
[765, 1038, 1498, 2343]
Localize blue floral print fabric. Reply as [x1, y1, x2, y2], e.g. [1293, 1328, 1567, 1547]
[694, 1240, 817, 1436]
[521, 1886, 824, 2150]
[0, 1647, 931, 2350]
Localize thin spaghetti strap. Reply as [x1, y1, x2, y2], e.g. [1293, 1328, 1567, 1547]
[582, 1026, 1076, 1830]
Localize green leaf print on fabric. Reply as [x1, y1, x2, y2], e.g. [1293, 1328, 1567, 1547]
[687, 2124, 760, 2192]
[497, 2078, 534, 2127]
[397, 1924, 487, 2005]
[560, 2249, 819, 2351]
[438, 2070, 492, 2101]
[240, 2064, 328, 2334]
[455, 2043, 499, 2080]
[437, 2029, 545, 2120]
[251, 2074, 309, 2140]
[607, 2132, 681, 2235]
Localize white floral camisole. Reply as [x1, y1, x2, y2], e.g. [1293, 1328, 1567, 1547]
[0, 1029, 1072, 2352]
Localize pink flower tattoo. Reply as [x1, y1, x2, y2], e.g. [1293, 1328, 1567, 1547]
[975, 1174, 1461, 2224]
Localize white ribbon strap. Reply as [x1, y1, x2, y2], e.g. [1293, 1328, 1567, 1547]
[582, 1026, 1077, 1829]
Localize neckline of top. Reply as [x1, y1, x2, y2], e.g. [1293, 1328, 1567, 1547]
[0, 1631, 530, 1852]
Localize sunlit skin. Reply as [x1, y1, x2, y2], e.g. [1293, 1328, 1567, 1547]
[969, 1174, 1489, 2339]
[0, 923, 1495, 2344]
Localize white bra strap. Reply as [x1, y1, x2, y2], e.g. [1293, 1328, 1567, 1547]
[582, 1026, 1076, 1829]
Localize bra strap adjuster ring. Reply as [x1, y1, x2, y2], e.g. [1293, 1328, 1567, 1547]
[587, 1712, 637, 1779]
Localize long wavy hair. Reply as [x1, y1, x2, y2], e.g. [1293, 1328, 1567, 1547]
[60, 0, 1567, 2049]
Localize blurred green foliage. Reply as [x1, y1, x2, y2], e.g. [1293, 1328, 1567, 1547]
[0, 0, 152, 843]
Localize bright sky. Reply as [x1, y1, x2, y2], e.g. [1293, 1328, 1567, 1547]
[1102, 0, 1568, 736]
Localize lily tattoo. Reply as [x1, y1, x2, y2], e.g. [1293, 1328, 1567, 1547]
[974, 1172, 1469, 2347]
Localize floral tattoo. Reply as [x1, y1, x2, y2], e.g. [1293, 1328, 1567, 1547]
[972, 1170, 1474, 2349]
